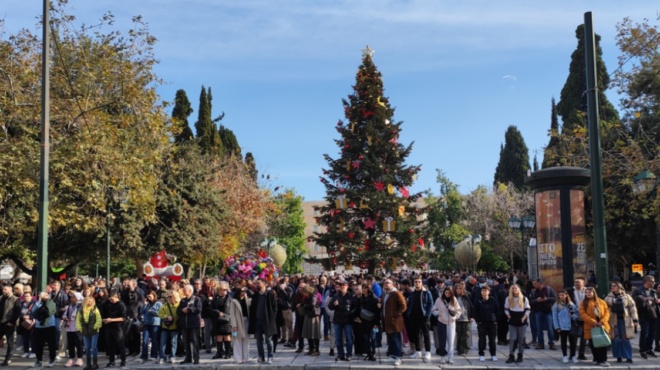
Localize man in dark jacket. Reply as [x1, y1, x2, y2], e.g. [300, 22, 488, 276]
[473, 285, 499, 362]
[121, 279, 144, 356]
[177, 284, 202, 364]
[529, 278, 556, 350]
[0, 285, 21, 365]
[632, 275, 659, 359]
[328, 279, 355, 361]
[248, 278, 277, 364]
[101, 291, 127, 368]
[405, 277, 433, 361]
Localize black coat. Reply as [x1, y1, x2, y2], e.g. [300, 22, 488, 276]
[472, 296, 499, 324]
[177, 295, 202, 329]
[247, 290, 277, 336]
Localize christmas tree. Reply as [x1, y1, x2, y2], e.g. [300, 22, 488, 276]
[312, 46, 427, 273]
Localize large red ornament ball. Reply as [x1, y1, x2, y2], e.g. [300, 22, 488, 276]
[409, 229, 414, 233]
[358, 155, 364, 160]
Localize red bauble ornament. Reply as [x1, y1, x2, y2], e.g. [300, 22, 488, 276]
[339, 188, 345, 193]
[358, 155, 364, 160]
[409, 228, 414, 233]
[345, 144, 350, 149]
[337, 120, 342, 126]
[412, 245, 417, 252]
[349, 201, 356, 208]
[348, 231, 355, 239]
[345, 175, 350, 179]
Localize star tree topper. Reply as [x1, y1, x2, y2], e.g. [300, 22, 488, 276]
[362, 45, 375, 58]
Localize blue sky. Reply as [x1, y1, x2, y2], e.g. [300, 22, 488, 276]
[2, 1, 656, 200]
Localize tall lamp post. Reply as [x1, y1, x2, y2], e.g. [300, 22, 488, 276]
[106, 187, 127, 286]
[632, 170, 660, 277]
[508, 216, 536, 273]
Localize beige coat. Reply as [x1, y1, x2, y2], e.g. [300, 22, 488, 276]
[229, 297, 250, 339]
[433, 296, 462, 325]
[604, 292, 638, 339]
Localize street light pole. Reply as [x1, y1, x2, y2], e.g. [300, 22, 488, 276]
[508, 216, 536, 273]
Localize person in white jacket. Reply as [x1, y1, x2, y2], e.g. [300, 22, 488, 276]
[432, 287, 462, 364]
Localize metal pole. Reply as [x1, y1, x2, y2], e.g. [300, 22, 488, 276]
[656, 224, 660, 277]
[521, 227, 526, 273]
[106, 208, 111, 287]
[585, 12, 610, 297]
[36, 0, 50, 292]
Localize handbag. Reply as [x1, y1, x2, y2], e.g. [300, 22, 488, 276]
[591, 326, 611, 348]
[360, 308, 375, 321]
[570, 321, 583, 337]
[162, 303, 174, 327]
[21, 319, 35, 331]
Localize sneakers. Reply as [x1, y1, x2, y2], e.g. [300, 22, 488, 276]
[423, 352, 431, 361]
[492, 356, 498, 362]
[22, 353, 30, 359]
[404, 348, 416, 356]
[32, 361, 43, 368]
[438, 356, 445, 364]
[47, 361, 56, 368]
[0, 361, 10, 367]
[266, 358, 273, 364]
[563, 356, 569, 363]
[155, 359, 163, 365]
[573, 356, 579, 364]
[384, 357, 398, 363]
[169, 357, 176, 364]
[598, 362, 610, 367]
[479, 356, 485, 362]
[65, 359, 74, 368]
[75, 358, 84, 367]
[409, 351, 421, 359]
[393, 359, 402, 366]
[30, 354, 37, 359]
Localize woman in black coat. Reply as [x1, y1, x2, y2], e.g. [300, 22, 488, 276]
[207, 282, 232, 359]
[357, 284, 380, 361]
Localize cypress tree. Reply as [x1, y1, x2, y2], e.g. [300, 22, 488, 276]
[244, 152, 258, 182]
[219, 125, 241, 157]
[542, 98, 561, 168]
[556, 24, 619, 132]
[172, 89, 194, 143]
[194, 86, 222, 156]
[493, 125, 530, 190]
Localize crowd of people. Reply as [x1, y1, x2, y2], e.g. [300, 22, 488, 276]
[0, 270, 658, 367]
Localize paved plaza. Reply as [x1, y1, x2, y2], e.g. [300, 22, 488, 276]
[8, 324, 660, 370]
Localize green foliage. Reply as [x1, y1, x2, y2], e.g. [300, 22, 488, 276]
[542, 98, 561, 168]
[493, 125, 530, 190]
[194, 86, 222, 156]
[172, 89, 194, 143]
[426, 170, 467, 257]
[0, 2, 171, 270]
[219, 125, 241, 157]
[244, 152, 258, 182]
[141, 143, 228, 265]
[478, 243, 510, 272]
[268, 190, 307, 274]
[313, 49, 427, 273]
[556, 24, 620, 133]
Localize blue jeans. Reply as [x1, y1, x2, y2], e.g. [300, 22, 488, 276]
[159, 329, 178, 360]
[141, 325, 160, 360]
[386, 331, 402, 358]
[83, 334, 98, 358]
[612, 318, 632, 359]
[639, 318, 656, 354]
[334, 323, 353, 358]
[535, 311, 554, 345]
[254, 320, 273, 360]
[321, 308, 330, 337]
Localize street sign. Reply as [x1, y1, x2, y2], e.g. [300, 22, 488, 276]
[632, 264, 644, 274]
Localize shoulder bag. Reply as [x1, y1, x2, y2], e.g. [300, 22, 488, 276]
[591, 325, 611, 348]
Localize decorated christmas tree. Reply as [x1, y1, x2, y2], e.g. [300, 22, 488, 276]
[312, 46, 427, 273]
